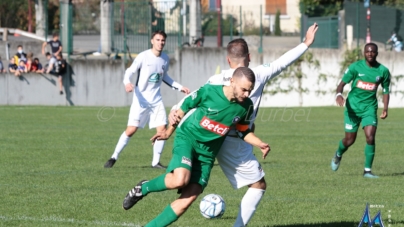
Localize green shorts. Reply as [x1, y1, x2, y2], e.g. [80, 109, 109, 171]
[166, 133, 216, 191]
[344, 110, 377, 132]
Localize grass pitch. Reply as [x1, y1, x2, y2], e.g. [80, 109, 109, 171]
[0, 106, 403, 227]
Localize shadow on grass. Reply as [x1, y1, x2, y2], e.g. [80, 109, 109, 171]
[272, 222, 358, 227]
[379, 172, 404, 177]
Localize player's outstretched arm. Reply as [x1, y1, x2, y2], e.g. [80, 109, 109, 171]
[243, 132, 270, 159]
[258, 23, 318, 83]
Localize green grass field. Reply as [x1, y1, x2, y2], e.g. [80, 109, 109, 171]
[0, 106, 403, 227]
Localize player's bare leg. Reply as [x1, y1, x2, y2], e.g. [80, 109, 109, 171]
[234, 177, 266, 227]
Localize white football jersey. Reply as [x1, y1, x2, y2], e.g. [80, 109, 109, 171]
[123, 49, 182, 105]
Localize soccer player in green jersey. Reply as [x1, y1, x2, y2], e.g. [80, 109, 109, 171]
[121, 67, 270, 227]
[331, 43, 390, 178]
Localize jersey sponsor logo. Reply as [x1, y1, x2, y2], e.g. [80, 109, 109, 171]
[356, 80, 377, 91]
[345, 123, 353, 130]
[223, 76, 231, 82]
[181, 156, 192, 167]
[263, 63, 270, 67]
[148, 73, 161, 83]
[208, 107, 218, 112]
[358, 73, 365, 77]
[200, 116, 230, 136]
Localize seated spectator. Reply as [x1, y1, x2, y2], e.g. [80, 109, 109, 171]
[45, 52, 57, 74]
[8, 58, 20, 77]
[32, 58, 44, 73]
[0, 56, 5, 73]
[25, 52, 34, 72]
[14, 45, 27, 63]
[17, 59, 28, 74]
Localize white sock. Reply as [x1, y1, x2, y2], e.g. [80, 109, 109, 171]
[233, 188, 265, 227]
[365, 168, 371, 172]
[152, 140, 165, 166]
[111, 132, 130, 160]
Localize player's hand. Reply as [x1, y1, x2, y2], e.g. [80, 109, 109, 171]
[181, 87, 190, 94]
[380, 109, 388, 119]
[125, 83, 134, 93]
[150, 131, 170, 145]
[336, 96, 345, 107]
[168, 109, 181, 126]
[259, 142, 270, 159]
[303, 23, 319, 47]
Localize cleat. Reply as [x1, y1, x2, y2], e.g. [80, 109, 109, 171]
[363, 171, 379, 178]
[152, 162, 167, 169]
[331, 153, 342, 171]
[123, 180, 148, 210]
[104, 158, 116, 168]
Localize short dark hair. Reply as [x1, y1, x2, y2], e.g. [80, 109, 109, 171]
[227, 39, 249, 59]
[233, 67, 255, 84]
[53, 32, 59, 37]
[17, 45, 23, 48]
[364, 42, 378, 52]
[34, 58, 39, 61]
[45, 52, 51, 56]
[151, 30, 167, 39]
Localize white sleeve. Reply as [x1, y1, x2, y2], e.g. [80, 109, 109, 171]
[256, 43, 308, 83]
[123, 56, 142, 85]
[162, 73, 183, 91]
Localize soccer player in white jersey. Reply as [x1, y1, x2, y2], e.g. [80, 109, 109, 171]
[169, 23, 318, 226]
[104, 30, 190, 169]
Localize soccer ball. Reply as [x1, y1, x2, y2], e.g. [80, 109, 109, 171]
[199, 194, 226, 219]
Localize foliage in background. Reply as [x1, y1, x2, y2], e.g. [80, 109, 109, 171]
[0, 0, 30, 30]
[202, 13, 238, 36]
[339, 47, 363, 76]
[274, 9, 282, 36]
[265, 52, 320, 106]
[300, 0, 344, 17]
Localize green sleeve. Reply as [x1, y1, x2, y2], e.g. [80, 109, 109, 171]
[235, 100, 254, 139]
[341, 64, 355, 84]
[381, 70, 391, 94]
[180, 85, 206, 113]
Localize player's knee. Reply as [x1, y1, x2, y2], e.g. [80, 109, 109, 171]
[171, 173, 190, 188]
[345, 137, 356, 146]
[125, 127, 137, 136]
[251, 178, 266, 190]
[365, 136, 375, 144]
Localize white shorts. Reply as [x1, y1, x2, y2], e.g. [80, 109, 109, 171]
[216, 136, 265, 189]
[127, 100, 167, 129]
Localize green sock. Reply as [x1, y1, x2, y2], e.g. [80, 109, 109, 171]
[336, 140, 348, 157]
[141, 173, 167, 196]
[145, 205, 178, 227]
[364, 144, 375, 169]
